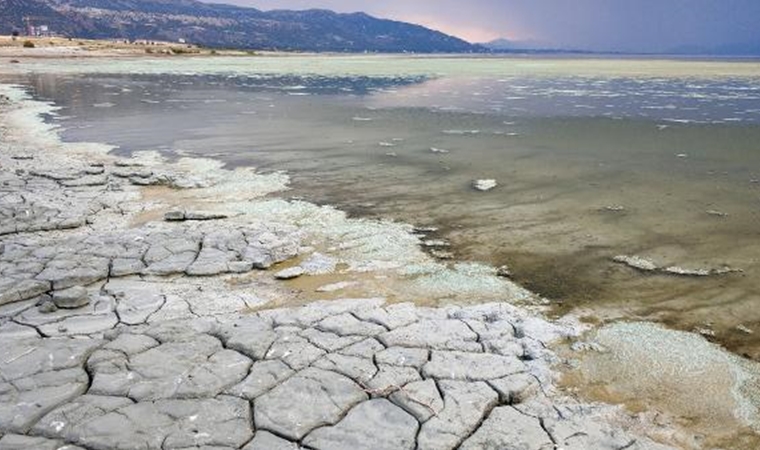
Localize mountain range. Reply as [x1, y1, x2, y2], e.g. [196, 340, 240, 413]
[0, 0, 481, 53]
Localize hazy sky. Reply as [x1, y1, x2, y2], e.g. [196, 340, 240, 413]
[203, 0, 760, 52]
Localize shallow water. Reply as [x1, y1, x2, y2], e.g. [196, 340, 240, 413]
[6, 56, 760, 360]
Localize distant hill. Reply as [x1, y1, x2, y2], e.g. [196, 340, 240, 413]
[481, 38, 550, 52]
[0, 0, 481, 53]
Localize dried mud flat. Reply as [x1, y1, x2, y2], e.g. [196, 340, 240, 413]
[0, 83, 689, 450]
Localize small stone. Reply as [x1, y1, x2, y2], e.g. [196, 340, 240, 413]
[184, 211, 229, 221]
[737, 325, 754, 335]
[612, 255, 659, 272]
[472, 179, 497, 191]
[52, 286, 90, 309]
[274, 266, 305, 280]
[37, 299, 58, 314]
[496, 265, 512, 278]
[164, 210, 186, 221]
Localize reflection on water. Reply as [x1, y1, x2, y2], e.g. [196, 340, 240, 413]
[16, 61, 760, 365]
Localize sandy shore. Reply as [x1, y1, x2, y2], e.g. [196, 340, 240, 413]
[0, 65, 702, 450]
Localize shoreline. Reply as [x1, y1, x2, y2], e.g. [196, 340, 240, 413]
[0, 79, 687, 448]
[3, 52, 760, 446]
[3, 35, 760, 62]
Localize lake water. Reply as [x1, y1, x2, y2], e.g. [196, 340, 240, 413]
[8, 55, 760, 362]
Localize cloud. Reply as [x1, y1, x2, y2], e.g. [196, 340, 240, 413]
[203, 0, 760, 51]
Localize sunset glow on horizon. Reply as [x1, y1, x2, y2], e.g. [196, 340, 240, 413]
[203, 0, 760, 52]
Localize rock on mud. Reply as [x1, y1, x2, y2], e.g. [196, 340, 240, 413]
[472, 179, 498, 192]
[275, 266, 305, 280]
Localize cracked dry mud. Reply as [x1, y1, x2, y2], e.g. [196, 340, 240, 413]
[0, 86, 674, 449]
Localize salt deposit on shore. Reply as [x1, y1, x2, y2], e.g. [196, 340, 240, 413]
[0, 78, 749, 449]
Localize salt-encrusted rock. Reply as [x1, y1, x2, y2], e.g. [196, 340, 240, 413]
[35, 257, 110, 291]
[354, 303, 418, 330]
[303, 399, 418, 450]
[51, 397, 253, 449]
[164, 210, 229, 221]
[243, 431, 300, 450]
[422, 350, 525, 381]
[376, 347, 429, 368]
[0, 367, 89, 434]
[318, 313, 387, 337]
[366, 364, 421, 393]
[612, 255, 741, 278]
[215, 316, 277, 360]
[265, 334, 326, 369]
[37, 298, 58, 313]
[105, 280, 165, 325]
[417, 380, 499, 450]
[301, 252, 338, 275]
[612, 255, 658, 272]
[496, 265, 512, 278]
[61, 174, 108, 187]
[16, 295, 117, 337]
[254, 367, 368, 440]
[275, 266, 305, 280]
[143, 236, 200, 275]
[421, 239, 450, 248]
[0, 434, 86, 450]
[488, 373, 540, 404]
[51, 286, 89, 309]
[164, 210, 186, 221]
[338, 338, 386, 358]
[32, 395, 133, 440]
[89, 334, 251, 400]
[0, 279, 50, 307]
[389, 379, 444, 422]
[379, 319, 479, 351]
[458, 406, 553, 450]
[543, 414, 665, 450]
[103, 333, 160, 355]
[473, 179, 498, 191]
[0, 337, 102, 381]
[225, 360, 295, 400]
[110, 258, 146, 277]
[314, 353, 379, 384]
[301, 328, 365, 352]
